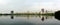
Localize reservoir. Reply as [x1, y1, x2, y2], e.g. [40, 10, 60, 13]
[0, 15, 59, 25]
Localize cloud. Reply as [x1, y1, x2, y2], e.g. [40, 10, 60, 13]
[0, 0, 11, 5]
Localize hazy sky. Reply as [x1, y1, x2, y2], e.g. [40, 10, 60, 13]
[0, 0, 60, 13]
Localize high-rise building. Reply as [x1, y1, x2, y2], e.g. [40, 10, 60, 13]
[41, 8, 44, 13]
[11, 11, 14, 14]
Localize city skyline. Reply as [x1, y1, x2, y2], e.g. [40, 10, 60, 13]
[0, 9, 54, 14]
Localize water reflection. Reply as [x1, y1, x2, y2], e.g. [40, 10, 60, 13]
[11, 15, 14, 19]
[15, 15, 54, 21]
[0, 15, 59, 25]
[46, 17, 47, 19]
[27, 15, 29, 19]
[0, 15, 54, 22]
[41, 17, 44, 21]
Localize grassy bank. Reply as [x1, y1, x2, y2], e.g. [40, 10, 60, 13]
[0, 13, 54, 16]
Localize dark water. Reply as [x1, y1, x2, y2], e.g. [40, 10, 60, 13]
[0, 15, 60, 25]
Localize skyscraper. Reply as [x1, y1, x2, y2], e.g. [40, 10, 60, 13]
[41, 8, 44, 13]
[11, 11, 14, 14]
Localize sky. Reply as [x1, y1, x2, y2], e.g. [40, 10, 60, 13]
[0, 0, 60, 13]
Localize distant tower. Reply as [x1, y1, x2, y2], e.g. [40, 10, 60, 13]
[41, 8, 44, 13]
[41, 8, 44, 12]
[27, 11, 29, 14]
[11, 11, 14, 14]
[46, 10, 48, 13]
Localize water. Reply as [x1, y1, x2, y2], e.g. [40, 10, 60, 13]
[0, 15, 60, 25]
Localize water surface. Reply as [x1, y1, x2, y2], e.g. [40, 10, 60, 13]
[0, 15, 60, 25]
